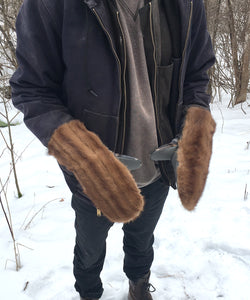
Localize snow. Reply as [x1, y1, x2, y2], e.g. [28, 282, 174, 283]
[0, 100, 250, 300]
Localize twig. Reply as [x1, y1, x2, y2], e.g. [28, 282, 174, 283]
[244, 184, 248, 201]
[5, 259, 15, 270]
[0, 111, 6, 119]
[1, 96, 22, 197]
[216, 102, 225, 133]
[20, 200, 35, 230]
[241, 103, 247, 115]
[24, 198, 62, 230]
[17, 243, 34, 251]
[0, 193, 15, 241]
[0, 147, 7, 158]
[23, 281, 29, 291]
[0, 138, 35, 195]
[9, 111, 20, 124]
[0, 179, 14, 236]
[0, 191, 21, 271]
[0, 128, 10, 150]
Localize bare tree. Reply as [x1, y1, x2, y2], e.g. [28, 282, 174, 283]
[0, 0, 21, 69]
[227, 0, 250, 105]
[0, 0, 23, 197]
[0, 95, 22, 198]
[204, 0, 223, 100]
[205, 0, 250, 105]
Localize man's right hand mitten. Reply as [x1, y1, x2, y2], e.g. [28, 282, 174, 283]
[48, 120, 144, 223]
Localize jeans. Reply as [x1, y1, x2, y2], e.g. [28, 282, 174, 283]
[71, 178, 169, 299]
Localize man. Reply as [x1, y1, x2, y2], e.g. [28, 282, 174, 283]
[10, 0, 216, 299]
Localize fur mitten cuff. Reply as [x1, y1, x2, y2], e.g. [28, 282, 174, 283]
[48, 120, 144, 223]
[177, 106, 216, 210]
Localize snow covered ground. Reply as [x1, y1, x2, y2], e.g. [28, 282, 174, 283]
[0, 100, 250, 300]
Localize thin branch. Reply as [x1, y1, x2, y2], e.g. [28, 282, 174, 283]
[0, 194, 15, 241]
[0, 138, 35, 194]
[0, 129, 10, 150]
[0, 178, 14, 232]
[24, 198, 62, 230]
[241, 103, 247, 114]
[0, 147, 7, 158]
[9, 111, 20, 124]
[0, 111, 7, 119]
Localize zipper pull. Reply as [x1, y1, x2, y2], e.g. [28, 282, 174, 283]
[97, 208, 102, 217]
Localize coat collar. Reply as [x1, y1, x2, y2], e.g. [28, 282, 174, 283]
[82, 0, 192, 56]
[82, 0, 98, 9]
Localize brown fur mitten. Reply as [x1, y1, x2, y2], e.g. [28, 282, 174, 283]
[177, 106, 216, 210]
[48, 120, 144, 223]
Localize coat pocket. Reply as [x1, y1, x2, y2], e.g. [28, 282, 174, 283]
[82, 109, 119, 151]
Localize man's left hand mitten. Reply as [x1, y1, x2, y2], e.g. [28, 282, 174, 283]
[48, 120, 144, 223]
[177, 107, 216, 210]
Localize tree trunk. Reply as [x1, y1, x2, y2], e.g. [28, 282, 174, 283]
[234, 13, 250, 105]
[227, 0, 240, 100]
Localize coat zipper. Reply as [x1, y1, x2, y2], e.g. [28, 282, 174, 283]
[176, 0, 193, 130]
[92, 8, 127, 217]
[92, 8, 126, 153]
[116, 11, 127, 153]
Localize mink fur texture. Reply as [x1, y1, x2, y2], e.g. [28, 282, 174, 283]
[177, 106, 216, 210]
[48, 120, 144, 223]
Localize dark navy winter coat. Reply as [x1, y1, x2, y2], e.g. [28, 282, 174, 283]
[10, 0, 215, 190]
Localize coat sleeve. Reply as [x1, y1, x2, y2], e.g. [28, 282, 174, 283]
[182, 0, 216, 109]
[10, 0, 73, 146]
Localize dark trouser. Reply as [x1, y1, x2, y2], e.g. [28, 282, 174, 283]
[71, 178, 169, 299]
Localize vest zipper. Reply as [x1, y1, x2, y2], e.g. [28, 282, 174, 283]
[92, 8, 123, 152]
